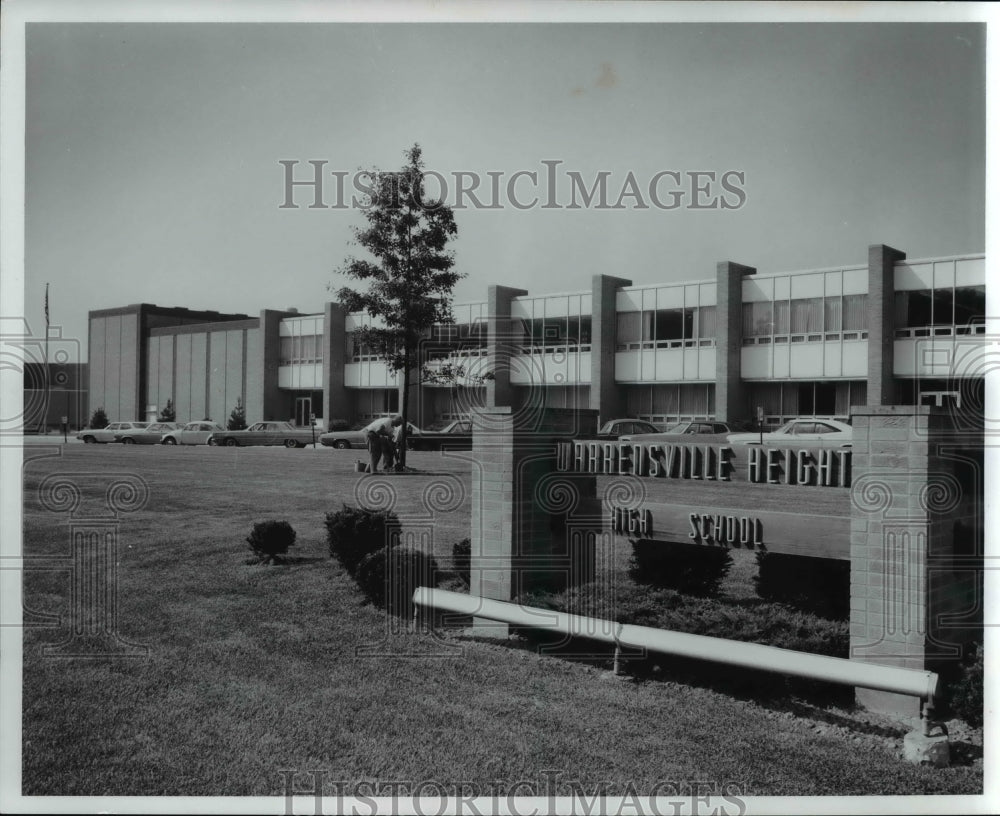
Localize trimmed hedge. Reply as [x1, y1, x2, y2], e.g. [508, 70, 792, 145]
[324, 504, 400, 577]
[356, 546, 440, 617]
[452, 538, 471, 586]
[944, 642, 983, 727]
[628, 539, 733, 597]
[754, 552, 850, 620]
[246, 520, 296, 564]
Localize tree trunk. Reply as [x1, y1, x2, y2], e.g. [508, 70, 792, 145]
[399, 349, 410, 469]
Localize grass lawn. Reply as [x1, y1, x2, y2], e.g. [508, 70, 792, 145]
[19, 444, 982, 797]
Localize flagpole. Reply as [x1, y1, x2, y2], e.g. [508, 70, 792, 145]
[43, 282, 50, 434]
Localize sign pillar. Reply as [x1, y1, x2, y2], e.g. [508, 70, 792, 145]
[470, 407, 598, 636]
[849, 405, 978, 716]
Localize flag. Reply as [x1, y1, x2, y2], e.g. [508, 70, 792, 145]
[45, 282, 49, 326]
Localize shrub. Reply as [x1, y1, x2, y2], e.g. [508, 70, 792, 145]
[754, 552, 849, 620]
[89, 407, 109, 429]
[944, 642, 983, 727]
[356, 546, 440, 617]
[158, 398, 176, 423]
[628, 539, 732, 597]
[324, 504, 400, 577]
[327, 419, 351, 432]
[246, 520, 297, 564]
[228, 398, 248, 431]
[452, 538, 471, 586]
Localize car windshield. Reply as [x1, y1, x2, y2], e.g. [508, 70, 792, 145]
[425, 420, 452, 431]
[661, 423, 686, 434]
[773, 422, 796, 434]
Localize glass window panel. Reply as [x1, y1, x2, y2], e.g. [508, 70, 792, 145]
[932, 288, 954, 326]
[842, 295, 867, 331]
[697, 306, 716, 339]
[954, 285, 985, 328]
[280, 337, 294, 365]
[773, 301, 790, 335]
[896, 290, 933, 328]
[655, 309, 684, 341]
[824, 297, 842, 332]
[791, 297, 822, 333]
[617, 311, 641, 345]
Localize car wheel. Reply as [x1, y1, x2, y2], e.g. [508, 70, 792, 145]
[163, 437, 177, 445]
[81, 435, 95, 444]
[333, 440, 350, 450]
[284, 439, 299, 449]
[225, 438, 238, 447]
[121, 437, 135, 444]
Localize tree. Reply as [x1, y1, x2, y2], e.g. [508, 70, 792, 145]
[89, 407, 109, 429]
[228, 397, 247, 431]
[158, 398, 176, 423]
[332, 144, 462, 467]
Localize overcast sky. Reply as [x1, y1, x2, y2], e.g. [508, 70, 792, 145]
[22, 20, 986, 357]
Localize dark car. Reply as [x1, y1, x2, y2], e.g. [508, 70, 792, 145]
[596, 419, 661, 440]
[408, 419, 473, 450]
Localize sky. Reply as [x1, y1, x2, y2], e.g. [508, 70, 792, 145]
[19, 17, 988, 359]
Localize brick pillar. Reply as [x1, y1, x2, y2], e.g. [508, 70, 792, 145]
[485, 285, 528, 409]
[867, 244, 906, 406]
[590, 274, 632, 426]
[849, 405, 967, 716]
[470, 407, 598, 636]
[258, 309, 289, 421]
[715, 261, 756, 424]
[322, 302, 349, 431]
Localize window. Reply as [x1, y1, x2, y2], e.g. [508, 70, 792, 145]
[815, 423, 838, 434]
[791, 298, 822, 334]
[842, 295, 867, 332]
[895, 290, 933, 329]
[824, 296, 842, 332]
[954, 285, 985, 331]
[742, 301, 773, 337]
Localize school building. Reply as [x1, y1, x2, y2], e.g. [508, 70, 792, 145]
[84, 244, 987, 430]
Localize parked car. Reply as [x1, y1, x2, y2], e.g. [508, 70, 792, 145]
[161, 421, 226, 445]
[621, 420, 733, 443]
[207, 421, 319, 448]
[114, 422, 180, 444]
[596, 419, 661, 440]
[727, 418, 853, 447]
[319, 418, 422, 450]
[77, 421, 150, 444]
[408, 419, 473, 450]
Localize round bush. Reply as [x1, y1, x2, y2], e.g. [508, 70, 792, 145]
[356, 546, 440, 617]
[628, 539, 733, 597]
[324, 504, 400, 577]
[754, 551, 849, 620]
[246, 520, 296, 563]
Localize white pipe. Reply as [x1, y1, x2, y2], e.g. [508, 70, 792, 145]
[412, 587, 939, 702]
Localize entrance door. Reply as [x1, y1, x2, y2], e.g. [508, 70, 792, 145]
[294, 397, 311, 428]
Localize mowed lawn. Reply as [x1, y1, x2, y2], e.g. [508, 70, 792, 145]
[19, 443, 980, 797]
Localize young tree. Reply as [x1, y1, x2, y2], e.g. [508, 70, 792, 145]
[158, 398, 176, 423]
[332, 144, 462, 467]
[228, 397, 248, 431]
[89, 406, 109, 429]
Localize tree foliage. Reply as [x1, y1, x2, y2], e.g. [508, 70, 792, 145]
[332, 144, 462, 466]
[228, 397, 248, 431]
[89, 407, 109, 429]
[158, 398, 176, 423]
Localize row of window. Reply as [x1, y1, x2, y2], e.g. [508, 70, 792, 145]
[742, 295, 868, 344]
[616, 306, 717, 350]
[894, 285, 985, 335]
[279, 335, 322, 365]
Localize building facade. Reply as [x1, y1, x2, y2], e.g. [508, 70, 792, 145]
[85, 244, 987, 430]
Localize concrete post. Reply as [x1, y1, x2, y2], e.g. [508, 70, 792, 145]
[470, 407, 599, 636]
[486, 285, 528, 409]
[867, 244, 906, 407]
[590, 274, 632, 426]
[322, 302, 349, 431]
[849, 405, 974, 716]
[715, 261, 756, 424]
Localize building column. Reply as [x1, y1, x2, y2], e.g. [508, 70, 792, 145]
[589, 274, 631, 426]
[867, 244, 906, 406]
[715, 261, 756, 424]
[322, 302, 349, 431]
[258, 310, 287, 421]
[485, 285, 528, 409]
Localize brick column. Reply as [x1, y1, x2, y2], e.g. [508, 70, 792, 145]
[867, 244, 906, 406]
[590, 274, 631, 426]
[258, 309, 288, 421]
[849, 405, 968, 716]
[485, 285, 528, 409]
[715, 261, 756, 424]
[322, 302, 349, 431]
[470, 407, 598, 636]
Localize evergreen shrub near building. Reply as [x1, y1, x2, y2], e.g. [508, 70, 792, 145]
[246, 520, 297, 565]
[452, 538, 471, 586]
[628, 539, 733, 597]
[944, 642, 983, 727]
[89, 407, 109, 429]
[356, 546, 440, 617]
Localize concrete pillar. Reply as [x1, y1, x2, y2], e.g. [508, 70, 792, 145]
[258, 310, 287, 421]
[470, 407, 598, 636]
[849, 405, 971, 716]
[590, 274, 632, 426]
[322, 302, 350, 431]
[486, 285, 528, 409]
[867, 244, 906, 406]
[715, 261, 756, 424]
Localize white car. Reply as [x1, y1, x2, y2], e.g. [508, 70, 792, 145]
[161, 421, 226, 445]
[115, 422, 180, 444]
[727, 418, 852, 447]
[77, 421, 150, 444]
